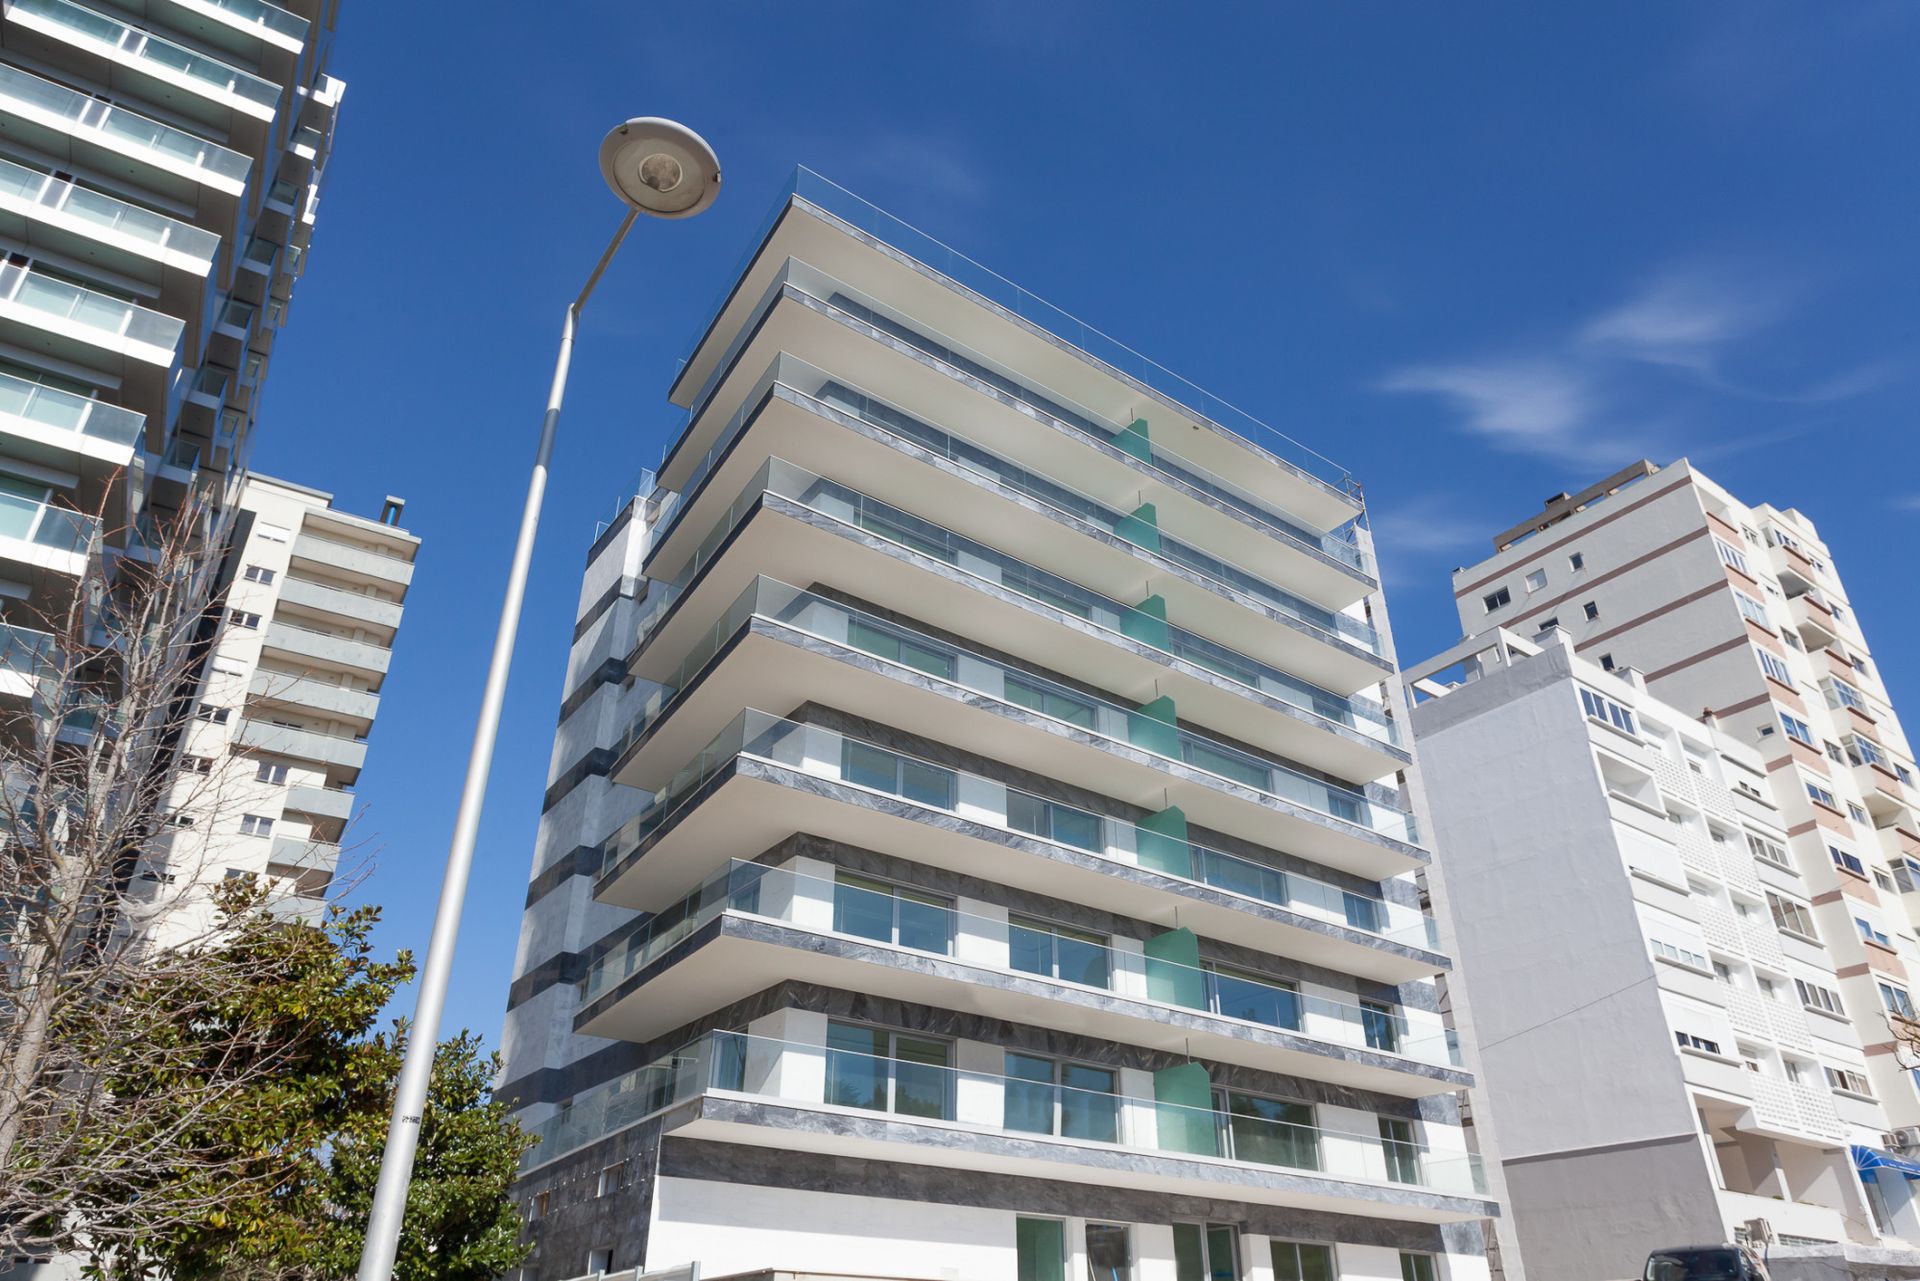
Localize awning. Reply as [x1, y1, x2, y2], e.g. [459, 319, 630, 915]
[1852, 1145, 1920, 1179]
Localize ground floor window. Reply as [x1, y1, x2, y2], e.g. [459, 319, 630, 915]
[1271, 1241, 1336, 1281]
[1173, 1222, 1239, 1281]
[1085, 1222, 1132, 1281]
[1399, 1253, 1437, 1281]
[1016, 1217, 1066, 1281]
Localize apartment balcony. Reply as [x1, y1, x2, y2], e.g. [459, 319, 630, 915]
[596, 712, 1444, 985]
[1737, 1077, 1849, 1146]
[119, 0, 310, 68]
[3, 0, 283, 135]
[259, 619, 390, 677]
[637, 458, 1403, 783]
[0, 621, 52, 701]
[670, 177, 1367, 536]
[644, 358, 1387, 695]
[266, 833, 336, 879]
[288, 531, 414, 588]
[1787, 591, 1841, 649]
[521, 1031, 1492, 1225]
[612, 580, 1422, 878]
[282, 780, 352, 823]
[275, 575, 403, 630]
[0, 366, 142, 478]
[661, 266, 1374, 611]
[0, 62, 251, 202]
[247, 667, 377, 722]
[231, 716, 365, 772]
[576, 860, 1464, 1098]
[0, 155, 219, 296]
[0, 491, 94, 604]
[0, 262, 182, 413]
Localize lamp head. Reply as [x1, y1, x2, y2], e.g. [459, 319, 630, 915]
[599, 117, 721, 219]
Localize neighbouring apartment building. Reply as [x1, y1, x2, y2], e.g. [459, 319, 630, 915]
[497, 170, 1514, 1281]
[153, 473, 414, 942]
[1416, 458, 1920, 1278]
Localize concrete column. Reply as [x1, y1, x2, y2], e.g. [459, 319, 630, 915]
[953, 1038, 1003, 1128]
[763, 855, 834, 931]
[1110, 936, 1148, 999]
[1298, 981, 1358, 1049]
[743, 1008, 827, 1103]
[955, 771, 1006, 826]
[1119, 1067, 1157, 1150]
[955, 896, 1009, 968]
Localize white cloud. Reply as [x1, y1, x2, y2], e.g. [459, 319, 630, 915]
[1577, 267, 1782, 370]
[1380, 359, 1608, 464]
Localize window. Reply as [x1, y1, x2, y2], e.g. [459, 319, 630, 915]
[1779, 713, 1814, 747]
[1850, 735, 1888, 768]
[585, 1249, 613, 1275]
[1006, 790, 1103, 851]
[1675, 1031, 1722, 1055]
[1856, 917, 1892, 949]
[1583, 600, 1600, 621]
[1380, 1116, 1421, 1183]
[195, 706, 230, 725]
[238, 814, 272, 837]
[1017, 1218, 1066, 1281]
[1207, 964, 1301, 1031]
[1826, 1066, 1873, 1096]
[1735, 591, 1770, 627]
[1806, 779, 1838, 810]
[1524, 569, 1547, 592]
[1482, 587, 1511, 613]
[1010, 916, 1110, 988]
[1536, 616, 1559, 632]
[1796, 979, 1844, 1016]
[1747, 832, 1790, 869]
[1086, 1223, 1132, 1281]
[1848, 802, 1871, 826]
[1649, 937, 1710, 971]
[832, 873, 953, 955]
[242, 565, 275, 584]
[1715, 537, 1751, 576]
[1215, 1089, 1317, 1170]
[1578, 686, 1636, 735]
[1271, 1242, 1336, 1281]
[1362, 999, 1401, 1054]
[1830, 846, 1866, 877]
[1896, 860, 1920, 894]
[529, 1190, 549, 1221]
[255, 761, 289, 784]
[1853, 654, 1872, 676]
[1005, 673, 1098, 729]
[1879, 982, 1915, 1021]
[840, 740, 956, 810]
[1599, 653, 1616, 671]
[179, 754, 212, 774]
[1876, 869, 1898, 894]
[255, 522, 290, 543]
[824, 1021, 950, 1119]
[1757, 647, 1794, 687]
[1830, 678, 1870, 712]
[1781, 628, 1804, 651]
[1401, 1253, 1439, 1281]
[1568, 552, 1586, 571]
[594, 1163, 626, 1197]
[1825, 742, 1845, 764]
[846, 618, 955, 680]
[1172, 1223, 1239, 1281]
[1769, 892, 1817, 938]
[165, 812, 194, 828]
[227, 610, 261, 630]
[1004, 1055, 1118, 1142]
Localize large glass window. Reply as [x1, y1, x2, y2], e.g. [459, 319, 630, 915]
[1362, 1000, 1400, 1054]
[832, 872, 954, 955]
[1007, 790, 1104, 851]
[846, 617, 955, 679]
[1003, 1052, 1119, 1142]
[1085, 1224, 1132, 1281]
[1380, 1117, 1421, 1184]
[1206, 965, 1301, 1031]
[1173, 1224, 1240, 1281]
[1400, 1254, 1437, 1281]
[1009, 915, 1111, 989]
[823, 1022, 951, 1120]
[1217, 1091, 1317, 1170]
[1016, 1218, 1066, 1281]
[0, 474, 50, 540]
[839, 739, 956, 809]
[1270, 1242, 1336, 1281]
[1005, 672, 1099, 729]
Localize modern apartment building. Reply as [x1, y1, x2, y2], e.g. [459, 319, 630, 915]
[150, 472, 414, 942]
[498, 172, 1509, 1281]
[1428, 459, 1920, 1272]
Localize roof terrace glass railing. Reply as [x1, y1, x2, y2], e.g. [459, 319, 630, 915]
[522, 1030, 1483, 1194]
[581, 859, 1455, 1069]
[191, 0, 309, 41]
[0, 261, 184, 354]
[646, 455, 1395, 748]
[677, 167, 1361, 504]
[0, 64, 252, 185]
[679, 259, 1366, 570]
[10, 0, 281, 109]
[0, 157, 220, 262]
[0, 367, 143, 448]
[647, 352, 1381, 655]
[600, 710, 1438, 954]
[617, 578, 1416, 844]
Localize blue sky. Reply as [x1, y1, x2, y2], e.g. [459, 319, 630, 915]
[248, 3, 1920, 1049]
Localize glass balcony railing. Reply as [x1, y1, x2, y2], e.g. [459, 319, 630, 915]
[601, 711, 1440, 954]
[678, 167, 1362, 505]
[581, 859, 1456, 1070]
[646, 455, 1396, 748]
[0, 622, 54, 678]
[193, 0, 308, 41]
[676, 259, 1367, 571]
[648, 353, 1382, 655]
[0, 262, 185, 354]
[0, 64, 251, 185]
[617, 579, 1418, 845]
[522, 1030, 1484, 1197]
[0, 156, 220, 262]
[0, 367, 143, 448]
[0, 489, 96, 555]
[10, 0, 281, 109]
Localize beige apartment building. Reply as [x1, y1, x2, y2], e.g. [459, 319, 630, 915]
[1428, 458, 1920, 1275]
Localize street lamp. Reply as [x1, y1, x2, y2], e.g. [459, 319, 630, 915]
[354, 118, 720, 1281]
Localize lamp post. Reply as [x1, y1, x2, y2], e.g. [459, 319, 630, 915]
[354, 118, 721, 1281]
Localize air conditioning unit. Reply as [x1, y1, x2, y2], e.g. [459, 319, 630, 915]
[1888, 1127, 1920, 1151]
[1742, 1217, 1776, 1247]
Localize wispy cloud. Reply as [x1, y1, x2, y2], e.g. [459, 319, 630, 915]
[1367, 493, 1499, 587]
[1380, 258, 1886, 468]
[1892, 495, 1920, 513]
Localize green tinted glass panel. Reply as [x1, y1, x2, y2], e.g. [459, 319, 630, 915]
[1017, 1218, 1065, 1281]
